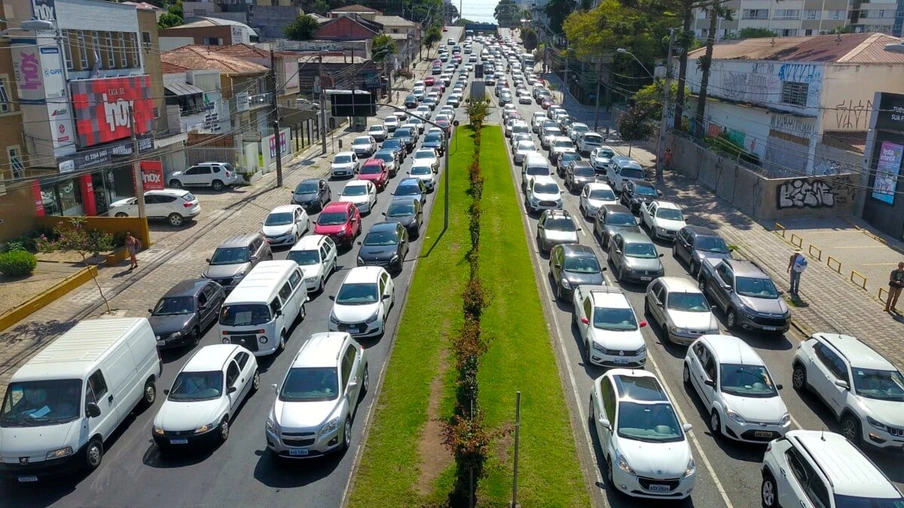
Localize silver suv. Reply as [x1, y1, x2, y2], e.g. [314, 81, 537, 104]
[169, 162, 240, 191]
[699, 259, 790, 333]
[536, 209, 579, 253]
[202, 233, 272, 291]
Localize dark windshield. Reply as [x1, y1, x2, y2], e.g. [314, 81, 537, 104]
[526, 166, 549, 176]
[296, 182, 318, 194]
[153, 296, 195, 316]
[287, 249, 320, 266]
[414, 151, 435, 159]
[375, 152, 394, 163]
[360, 164, 384, 175]
[589, 189, 616, 201]
[621, 168, 645, 180]
[656, 208, 684, 221]
[574, 166, 595, 177]
[168, 371, 224, 401]
[851, 368, 904, 401]
[318, 212, 348, 226]
[607, 213, 637, 227]
[220, 304, 271, 326]
[395, 184, 421, 196]
[334, 155, 353, 164]
[342, 185, 368, 196]
[584, 135, 603, 145]
[210, 247, 249, 265]
[617, 402, 684, 443]
[719, 364, 778, 398]
[383, 140, 402, 150]
[634, 184, 658, 197]
[336, 282, 379, 305]
[353, 137, 371, 145]
[545, 217, 576, 231]
[593, 307, 638, 331]
[560, 153, 580, 164]
[394, 129, 412, 138]
[411, 165, 433, 176]
[265, 212, 293, 226]
[553, 140, 573, 148]
[599, 149, 615, 157]
[425, 134, 442, 143]
[564, 256, 601, 274]
[833, 495, 904, 508]
[534, 183, 559, 195]
[387, 201, 416, 217]
[667, 292, 710, 312]
[696, 235, 729, 253]
[625, 242, 658, 258]
[736, 277, 780, 299]
[279, 367, 339, 402]
[0, 379, 82, 427]
[364, 231, 399, 246]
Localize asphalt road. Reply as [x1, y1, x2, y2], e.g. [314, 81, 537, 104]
[496, 29, 904, 508]
[1, 27, 465, 508]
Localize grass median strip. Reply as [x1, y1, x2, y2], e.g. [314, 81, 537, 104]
[476, 126, 590, 506]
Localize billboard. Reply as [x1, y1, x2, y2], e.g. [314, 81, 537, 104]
[140, 161, 164, 191]
[32, 0, 57, 22]
[872, 141, 903, 205]
[70, 75, 154, 148]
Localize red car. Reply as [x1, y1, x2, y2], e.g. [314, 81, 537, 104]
[357, 159, 389, 191]
[442, 26, 448, 32]
[314, 201, 361, 248]
[432, 84, 445, 94]
[541, 97, 554, 109]
[424, 76, 435, 86]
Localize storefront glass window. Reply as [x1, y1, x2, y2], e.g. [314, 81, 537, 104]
[40, 183, 60, 216]
[58, 178, 84, 216]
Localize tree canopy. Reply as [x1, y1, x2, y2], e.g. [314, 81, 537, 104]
[563, 0, 658, 62]
[284, 14, 321, 41]
[372, 34, 398, 63]
[157, 0, 183, 29]
[521, 27, 538, 52]
[546, 0, 577, 34]
[495, 0, 521, 28]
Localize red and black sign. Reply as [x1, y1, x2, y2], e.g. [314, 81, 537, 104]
[71, 75, 154, 148]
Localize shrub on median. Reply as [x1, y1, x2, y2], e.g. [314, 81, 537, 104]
[0, 249, 38, 277]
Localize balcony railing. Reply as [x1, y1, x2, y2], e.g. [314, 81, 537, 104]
[248, 93, 272, 109]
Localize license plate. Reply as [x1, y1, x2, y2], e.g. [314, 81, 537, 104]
[614, 358, 628, 364]
[156, 340, 166, 347]
[640, 276, 652, 281]
[170, 438, 189, 445]
[17, 476, 38, 483]
[289, 448, 309, 457]
[648, 484, 671, 493]
[755, 431, 773, 438]
[347, 327, 359, 333]
[763, 326, 778, 331]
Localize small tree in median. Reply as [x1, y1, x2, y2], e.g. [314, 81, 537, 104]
[37, 217, 114, 313]
[617, 108, 656, 156]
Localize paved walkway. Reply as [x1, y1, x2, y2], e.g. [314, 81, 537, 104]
[609, 141, 904, 371]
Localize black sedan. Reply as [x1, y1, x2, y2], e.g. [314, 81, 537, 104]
[149, 279, 224, 349]
[422, 131, 446, 155]
[620, 179, 662, 214]
[357, 222, 409, 274]
[564, 161, 597, 193]
[672, 225, 732, 277]
[548, 244, 606, 301]
[392, 128, 416, 153]
[383, 198, 423, 238]
[292, 178, 331, 211]
[381, 139, 407, 162]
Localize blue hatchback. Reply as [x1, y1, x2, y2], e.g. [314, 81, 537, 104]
[392, 178, 427, 206]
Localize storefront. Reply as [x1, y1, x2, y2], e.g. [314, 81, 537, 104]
[862, 92, 904, 238]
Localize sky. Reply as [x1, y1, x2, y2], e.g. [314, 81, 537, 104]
[457, 0, 499, 23]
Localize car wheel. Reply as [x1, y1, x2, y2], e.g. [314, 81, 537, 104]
[614, 263, 622, 282]
[190, 326, 201, 347]
[792, 364, 807, 392]
[278, 332, 287, 352]
[169, 180, 182, 189]
[589, 398, 595, 425]
[690, 260, 700, 278]
[211, 179, 224, 191]
[555, 282, 563, 301]
[218, 417, 230, 443]
[605, 456, 614, 487]
[85, 438, 103, 471]
[251, 370, 261, 392]
[672, 243, 678, 258]
[841, 414, 862, 445]
[683, 363, 692, 386]
[643, 298, 650, 315]
[267, 253, 273, 261]
[710, 410, 722, 437]
[115, 212, 128, 218]
[360, 367, 370, 398]
[602, 236, 609, 251]
[140, 379, 156, 409]
[342, 416, 352, 451]
[317, 275, 325, 294]
[168, 213, 184, 227]
[761, 472, 778, 508]
[726, 309, 738, 329]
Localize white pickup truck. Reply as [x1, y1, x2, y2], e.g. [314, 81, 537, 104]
[639, 200, 687, 242]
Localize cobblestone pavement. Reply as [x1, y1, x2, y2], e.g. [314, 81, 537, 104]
[609, 141, 904, 371]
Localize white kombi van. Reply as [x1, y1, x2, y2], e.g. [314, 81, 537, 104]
[0, 318, 161, 482]
[219, 260, 308, 356]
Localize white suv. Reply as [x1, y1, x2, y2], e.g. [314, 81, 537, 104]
[591, 369, 696, 500]
[524, 175, 563, 215]
[169, 162, 240, 191]
[328, 266, 395, 338]
[266, 332, 368, 458]
[792, 333, 904, 451]
[572, 285, 647, 368]
[761, 430, 903, 508]
[108, 189, 201, 227]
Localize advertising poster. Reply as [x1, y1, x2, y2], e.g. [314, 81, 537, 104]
[269, 135, 277, 159]
[872, 141, 904, 205]
[140, 161, 164, 191]
[279, 130, 288, 155]
[70, 75, 154, 148]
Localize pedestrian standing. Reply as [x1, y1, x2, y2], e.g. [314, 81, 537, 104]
[664, 148, 673, 171]
[885, 262, 904, 312]
[787, 250, 807, 299]
[125, 232, 141, 271]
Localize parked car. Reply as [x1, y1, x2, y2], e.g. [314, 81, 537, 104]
[593, 204, 642, 250]
[338, 180, 377, 215]
[383, 116, 399, 132]
[590, 369, 695, 500]
[672, 226, 732, 278]
[292, 178, 331, 211]
[108, 189, 201, 227]
[202, 233, 272, 291]
[404, 94, 418, 108]
[564, 161, 597, 193]
[699, 259, 790, 333]
[422, 131, 445, 155]
[152, 344, 258, 451]
[536, 209, 580, 253]
[328, 266, 395, 338]
[573, 285, 647, 368]
[357, 159, 390, 191]
[549, 244, 605, 301]
[607, 156, 646, 193]
[372, 149, 399, 177]
[577, 132, 604, 155]
[392, 178, 427, 206]
[791, 332, 904, 449]
[381, 139, 407, 163]
[314, 201, 362, 249]
[367, 124, 387, 142]
[608, 232, 665, 284]
[568, 122, 590, 142]
[357, 222, 409, 274]
[524, 176, 563, 216]
[645, 277, 719, 345]
[555, 151, 581, 176]
[579, 182, 617, 219]
[261, 204, 311, 247]
[513, 140, 537, 166]
[548, 137, 576, 162]
[286, 234, 338, 293]
[540, 127, 562, 150]
[265, 332, 367, 458]
[148, 279, 224, 350]
[330, 152, 360, 179]
[168, 162, 240, 191]
[392, 127, 416, 153]
[640, 200, 686, 241]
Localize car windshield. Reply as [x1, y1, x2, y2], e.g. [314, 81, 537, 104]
[553, 140, 574, 149]
[415, 152, 434, 159]
[667, 292, 710, 312]
[425, 134, 442, 143]
[851, 368, 904, 401]
[220, 304, 271, 326]
[153, 296, 195, 315]
[296, 182, 318, 193]
[584, 136, 602, 144]
[209, 247, 249, 265]
[599, 149, 615, 157]
[564, 256, 601, 274]
[287, 249, 319, 266]
[279, 367, 340, 402]
[634, 184, 658, 197]
[656, 208, 684, 221]
[375, 153, 394, 164]
[624, 242, 658, 258]
[0, 379, 82, 427]
[735, 277, 780, 299]
[368, 126, 383, 133]
[574, 167, 595, 177]
[353, 138, 370, 145]
[394, 129, 411, 138]
[526, 166, 549, 177]
[342, 185, 368, 197]
[364, 230, 399, 246]
[517, 142, 535, 151]
[396, 184, 421, 196]
[545, 217, 576, 231]
[387, 202, 415, 217]
[593, 307, 638, 331]
[336, 282, 379, 305]
[318, 212, 348, 226]
[360, 164, 383, 175]
[534, 182, 559, 195]
[617, 402, 684, 443]
[621, 168, 645, 180]
[719, 364, 778, 398]
[168, 371, 224, 401]
[383, 140, 402, 149]
[265, 212, 293, 226]
[606, 213, 637, 226]
[334, 155, 353, 164]
[384, 117, 396, 124]
[590, 189, 616, 201]
[696, 235, 730, 253]
[560, 153, 580, 164]
[411, 165, 432, 176]
[832, 495, 904, 508]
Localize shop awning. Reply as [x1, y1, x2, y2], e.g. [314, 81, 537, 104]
[164, 82, 204, 96]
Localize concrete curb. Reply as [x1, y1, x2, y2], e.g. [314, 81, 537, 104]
[0, 265, 98, 332]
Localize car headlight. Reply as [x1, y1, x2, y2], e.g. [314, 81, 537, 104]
[330, 312, 340, 325]
[321, 416, 340, 434]
[683, 457, 696, 478]
[45, 446, 73, 460]
[637, 344, 647, 355]
[555, 199, 563, 207]
[222, 337, 231, 344]
[259, 336, 269, 344]
[780, 413, 791, 426]
[171, 330, 183, 339]
[390, 254, 399, 263]
[615, 449, 635, 475]
[305, 276, 317, 283]
[365, 309, 381, 324]
[726, 408, 747, 424]
[592, 340, 606, 353]
[657, 227, 667, 235]
[266, 417, 280, 434]
[357, 256, 365, 265]
[560, 279, 571, 289]
[669, 326, 690, 335]
[195, 421, 217, 434]
[153, 426, 164, 436]
[335, 230, 347, 236]
[867, 416, 888, 432]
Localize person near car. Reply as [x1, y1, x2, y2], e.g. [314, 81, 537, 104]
[885, 262, 904, 312]
[786, 250, 807, 299]
[125, 232, 141, 271]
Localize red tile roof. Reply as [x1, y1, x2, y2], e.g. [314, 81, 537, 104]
[688, 33, 904, 64]
[161, 46, 269, 75]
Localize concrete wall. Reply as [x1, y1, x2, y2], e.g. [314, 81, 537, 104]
[821, 64, 904, 132]
[0, 181, 39, 244]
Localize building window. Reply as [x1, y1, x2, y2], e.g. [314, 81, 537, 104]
[742, 9, 769, 19]
[142, 31, 151, 48]
[829, 9, 845, 19]
[91, 31, 102, 71]
[76, 31, 89, 70]
[7, 147, 24, 179]
[118, 32, 127, 68]
[129, 33, 140, 68]
[0, 75, 11, 114]
[773, 9, 800, 19]
[62, 30, 74, 71]
[202, 37, 223, 45]
[805, 29, 813, 35]
[778, 28, 799, 36]
[805, 9, 819, 19]
[105, 32, 115, 68]
[781, 81, 809, 106]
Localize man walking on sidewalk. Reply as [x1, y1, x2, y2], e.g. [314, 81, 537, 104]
[787, 250, 807, 299]
[885, 262, 904, 313]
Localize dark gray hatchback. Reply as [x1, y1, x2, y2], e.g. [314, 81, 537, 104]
[149, 279, 225, 349]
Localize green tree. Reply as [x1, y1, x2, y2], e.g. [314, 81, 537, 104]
[546, 0, 577, 34]
[631, 80, 680, 121]
[157, 0, 183, 29]
[284, 14, 321, 41]
[563, 0, 656, 63]
[455, 18, 476, 26]
[302, 0, 330, 15]
[37, 218, 114, 313]
[423, 26, 442, 49]
[495, 0, 520, 28]
[372, 34, 397, 63]
[444, 2, 460, 24]
[521, 27, 538, 51]
[618, 108, 655, 155]
[737, 27, 776, 39]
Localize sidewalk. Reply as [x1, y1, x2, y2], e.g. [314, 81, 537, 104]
[608, 141, 904, 371]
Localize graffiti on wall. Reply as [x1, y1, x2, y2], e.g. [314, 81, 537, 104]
[778, 63, 822, 84]
[832, 99, 872, 130]
[777, 177, 855, 209]
[716, 62, 779, 106]
[770, 114, 815, 139]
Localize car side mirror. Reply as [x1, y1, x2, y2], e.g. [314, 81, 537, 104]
[86, 402, 101, 418]
[205, 258, 211, 263]
[580, 317, 589, 324]
[834, 379, 849, 390]
[382, 294, 391, 300]
[598, 417, 611, 430]
[659, 253, 664, 258]
[163, 389, 170, 395]
[148, 308, 154, 314]
[349, 378, 359, 389]
[250, 255, 258, 262]
[657, 190, 663, 196]
[274, 309, 282, 317]
[704, 379, 715, 387]
[357, 241, 362, 246]
[640, 321, 648, 328]
[682, 423, 693, 433]
[777, 289, 785, 296]
[576, 226, 582, 231]
[271, 383, 279, 395]
[776, 384, 784, 391]
[228, 386, 237, 394]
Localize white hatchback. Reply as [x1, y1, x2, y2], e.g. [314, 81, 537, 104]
[339, 180, 377, 215]
[261, 204, 310, 247]
[328, 266, 395, 338]
[286, 234, 338, 293]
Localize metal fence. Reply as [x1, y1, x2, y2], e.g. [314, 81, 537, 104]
[184, 146, 240, 166]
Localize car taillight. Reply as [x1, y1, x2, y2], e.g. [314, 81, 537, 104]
[183, 201, 194, 208]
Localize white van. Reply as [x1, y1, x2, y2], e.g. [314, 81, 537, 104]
[522, 152, 552, 192]
[0, 318, 161, 481]
[219, 260, 308, 357]
[607, 156, 647, 193]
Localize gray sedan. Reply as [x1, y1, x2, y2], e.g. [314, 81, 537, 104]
[608, 232, 664, 284]
[644, 277, 720, 345]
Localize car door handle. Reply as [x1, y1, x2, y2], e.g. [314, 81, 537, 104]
[107, 394, 113, 403]
[780, 467, 787, 477]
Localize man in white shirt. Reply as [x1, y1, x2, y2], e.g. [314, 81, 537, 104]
[786, 250, 807, 299]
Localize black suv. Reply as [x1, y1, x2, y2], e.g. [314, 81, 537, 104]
[672, 225, 732, 277]
[620, 179, 661, 213]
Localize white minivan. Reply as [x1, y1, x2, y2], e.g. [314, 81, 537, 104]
[219, 260, 308, 356]
[0, 318, 161, 481]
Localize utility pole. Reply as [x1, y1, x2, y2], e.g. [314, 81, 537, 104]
[593, 59, 602, 131]
[319, 53, 328, 154]
[129, 103, 146, 219]
[562, 40, 568, 104]
[270, 46, 283, 187]
[656, 28, 675, 184]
